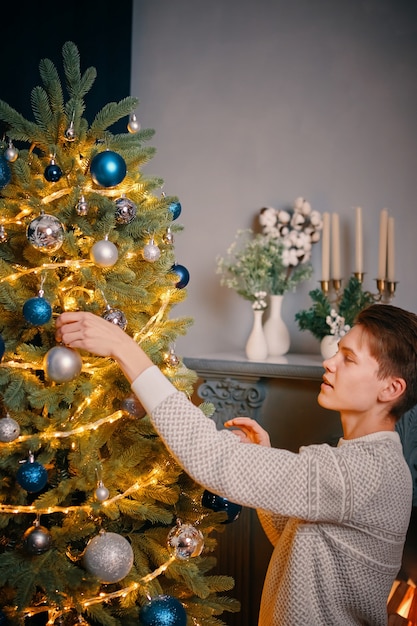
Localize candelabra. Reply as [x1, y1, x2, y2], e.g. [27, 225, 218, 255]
[320, 273, 397, 304]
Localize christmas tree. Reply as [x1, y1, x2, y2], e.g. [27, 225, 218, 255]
[0, 42, 239, 625]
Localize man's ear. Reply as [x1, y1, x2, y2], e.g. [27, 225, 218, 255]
[378, 377, 406, 403]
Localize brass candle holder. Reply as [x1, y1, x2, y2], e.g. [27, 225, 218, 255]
[375, 279, 398, 303]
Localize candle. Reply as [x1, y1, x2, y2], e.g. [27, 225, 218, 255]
[321, 212, 330, 281]
[331, 212, 341, 279]
[387, 216, 395, 282]
[355, 206, 363, 274]
[378, 209, 388, 280]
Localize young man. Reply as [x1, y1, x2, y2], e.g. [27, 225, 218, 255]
[55, 303, 417, 626]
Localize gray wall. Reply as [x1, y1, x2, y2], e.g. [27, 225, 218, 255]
[131, 0, 417, 358]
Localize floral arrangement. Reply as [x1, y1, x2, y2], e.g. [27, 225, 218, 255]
[258, 197, 323, 294]
[295, 276, 375, 341]
[216, 197, 323, 309]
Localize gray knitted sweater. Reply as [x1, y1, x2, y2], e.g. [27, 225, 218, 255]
[132, 367, 413, 626]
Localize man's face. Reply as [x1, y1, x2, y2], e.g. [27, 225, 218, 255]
[318, 325, 385, 416]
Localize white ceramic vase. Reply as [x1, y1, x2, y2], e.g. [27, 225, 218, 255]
[245, 309, 268, 361]
[320, 334, 339, 360]
[263, 294, 290, 356]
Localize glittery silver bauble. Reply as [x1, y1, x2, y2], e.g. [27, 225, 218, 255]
[0, 225, 7, 243]
[23, 524, 52, 555]
[115, 196, 137, 224]
[90, 239, 118, 267]
[164, 349, 179, 367]
[95, 482, 110, 502]
[4, 141, 18, 163]
[64, 121, 77, 141]
[143, 239, 161, 262]
[101, 306, 127, 330]
[167, 523, 204, 560]
[76, 195, 89, 216]
[0, 415, 20, 442]
[83, 531, 134, 583]
[163, 228, 174, 245]
[127, 113, 141, 133]
[122, 394, 146, 418]
[26, 213, 65, 254]
[43, 346, 83, 383]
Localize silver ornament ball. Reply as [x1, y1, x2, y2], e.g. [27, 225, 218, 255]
[23, 524, 52, 555]
[163, 228, 174, 245]
[76, 195, 89, 216]
[167, 523, 204, 560]
[4, 144, 18, 163]
[0, 416, 20, 442]
[26, 213, 65, 254]
[127, 113, 141, 133]
[0, 225, 7, 243]
[95, 482, 110, 502]
[121, 394, 146, 418]
[115, 196, 137, 224]
[44, 346, 83, 383]
[102, 306, 127, 330]
[64, 122, 77, 141]
[143, 240, 161, 262]
[83, 531, 134, 583]
[90, 239, 118, 267]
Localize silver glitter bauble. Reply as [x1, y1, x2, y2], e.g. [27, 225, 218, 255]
[83, 531, 134, 583]
[167, 523, 204, 560]
[163, 227, 174, 245]
[44, 346, 83, 383]
[64, 121, 77, 141]
[95, 482, 110, 502]
[4, 141, 18, 162]
[90, 238, 118, 267]
[121, 394, 146, 418]
[115, 196, 137, 224]
[0, 415, 20, 442]
[143, 239, 161, 262]
[0, 225, 7, 243]
[26, 213, 65, 254]
[102, 306, 127, 330]
[23, 524, 52, 555]
[164, 348, 179, 367]
[127, 113, 141, 133]
[76, 195, 89, 216]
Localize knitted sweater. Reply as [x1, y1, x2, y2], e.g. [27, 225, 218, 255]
[132, 367, 413, 626]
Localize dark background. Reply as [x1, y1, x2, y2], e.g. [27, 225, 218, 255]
[1, 0, 133, 135]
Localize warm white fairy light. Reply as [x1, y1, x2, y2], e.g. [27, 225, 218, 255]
[134, 291, 173, 343]
[0, 259, 95, 284]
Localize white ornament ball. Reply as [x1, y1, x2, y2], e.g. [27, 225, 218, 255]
[95, 482, 110, 502]
[83, 531, 134, 583]
[44, 346, 83, 383]
[0, 416, 20, 442]
[143, 240, 161, 262]
[90, 239, 118, 267]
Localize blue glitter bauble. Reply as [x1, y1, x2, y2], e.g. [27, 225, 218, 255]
[168, 201, 182, 221]
[139, 595, 187, 626]
[0, 155, 11, 189]
[23, 297, 52, 326]
[171, 263, 190, 289]
[17, 460, 48, 493]
[44, 162, 62, 182]
[202, 489, 242, 523]
[90, 150, 126, 187]
[0, 334, 5, 361]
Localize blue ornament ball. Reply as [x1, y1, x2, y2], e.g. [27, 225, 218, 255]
[171, 263, 190, 289]
[0, 610, 8, 625]
[168, 201, 182, 221]
[44, 162, 62, 182]
[139, 595, 187, 626]
[23, 297, 52, 326]
[202, 489, 242, 524]
[0, 155, 11, 189]
[90, 150, 127, 187]
[17, 460, 48, 493]
[0, 334, 5, 361]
